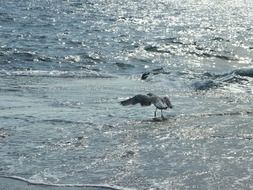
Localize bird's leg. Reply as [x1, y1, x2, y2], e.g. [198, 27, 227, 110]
[154, 108, 157, 118]
[161, 110, 165, 119]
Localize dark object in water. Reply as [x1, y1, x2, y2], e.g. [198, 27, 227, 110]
[120, 93, 173, 119]
[141, 71, 150, 80]
[141, 67, 170, 80]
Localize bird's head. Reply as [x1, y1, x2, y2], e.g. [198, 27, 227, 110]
[164, 96, 173, 108]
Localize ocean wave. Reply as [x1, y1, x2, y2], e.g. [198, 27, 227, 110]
[141, 67, 171, 80]
[6, 50, 54, 63]
[0, 128, 9, 139]
[192, 68, 253, 90]
[0, 12, 15, 22]
[233, 68, 253, 77]
[205, 67, 253, 81]
[41, 119, 86, 125]
[0, 70, 115, 79]
[144, 38, 238, 61]
[0, 175, 135, 190]
[144, 45, 172, 54]
[141, 66, 253, 91]
[0, 48, 55, 71]
[114, 62, 135, 70]
[191, 80, 219, 90]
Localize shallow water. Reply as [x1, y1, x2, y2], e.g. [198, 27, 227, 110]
[1, 0, 253, 189]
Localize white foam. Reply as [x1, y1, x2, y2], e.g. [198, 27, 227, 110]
[0, 175, 136, 190]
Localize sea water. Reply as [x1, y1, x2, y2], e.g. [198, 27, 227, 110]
[0, 0, 253, 189]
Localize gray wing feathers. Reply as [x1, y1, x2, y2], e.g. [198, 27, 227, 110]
[153, 96, 173, 109]
[120, 95, 152, 106]
[120, 97, 135, 106]
[153, 98, 166, 109]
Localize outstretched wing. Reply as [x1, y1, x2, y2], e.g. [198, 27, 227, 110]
[120, 94, 152, 106]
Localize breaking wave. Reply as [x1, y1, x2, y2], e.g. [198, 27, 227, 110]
[192, 68, 253, 90]
[141, 66, 253, 91]
[0, 175, 135, 190]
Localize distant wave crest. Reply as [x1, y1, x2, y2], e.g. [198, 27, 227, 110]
[0, 70, 115, 78]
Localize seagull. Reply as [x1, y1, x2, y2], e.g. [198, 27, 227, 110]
[120, 93, 173, 119]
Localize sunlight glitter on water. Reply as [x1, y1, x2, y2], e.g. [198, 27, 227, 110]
[1, 0, 253, 189]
